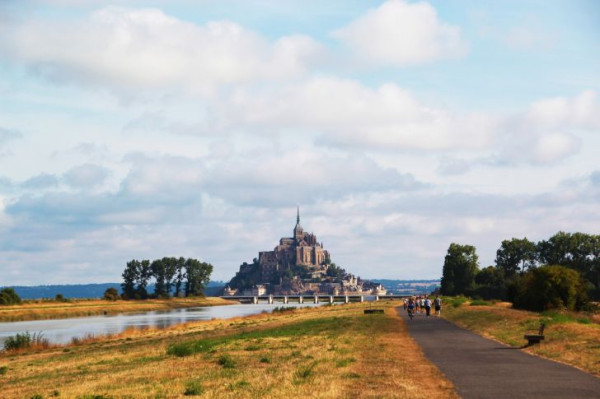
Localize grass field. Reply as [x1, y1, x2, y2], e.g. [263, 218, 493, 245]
[442, 299, 600, 377]
[0, 297, 232, 322]
[0, 301, 457, 398]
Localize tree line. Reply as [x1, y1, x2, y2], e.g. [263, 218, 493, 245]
[121, 257, 213, 299]
[441, 231, 600, 311]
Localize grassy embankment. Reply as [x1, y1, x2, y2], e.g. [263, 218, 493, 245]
[442, 298, 600, 376]
[0, 301, 458, 398]
[0, 297, 232, 322]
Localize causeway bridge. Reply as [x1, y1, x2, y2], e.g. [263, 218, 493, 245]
[220, 294, 408, 304]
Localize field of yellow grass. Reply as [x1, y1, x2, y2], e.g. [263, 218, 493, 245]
[442, 300, 600, 377]
[0, 301, 457, 398]
[0, 297, 232, 322]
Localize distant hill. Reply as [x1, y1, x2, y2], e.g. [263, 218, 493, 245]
[2, 281, 227, 299]
[371, 279, 440, 295]
[1, 280, 436, 299]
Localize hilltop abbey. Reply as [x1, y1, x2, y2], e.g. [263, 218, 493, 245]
[257, 208, 330, 282]
[225, 208, 385, 296]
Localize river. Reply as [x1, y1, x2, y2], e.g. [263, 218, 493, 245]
[0, 302, 321, 347]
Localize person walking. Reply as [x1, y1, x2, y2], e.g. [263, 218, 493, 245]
[434, 296, 442, 317]
[424, 296, 432, 316]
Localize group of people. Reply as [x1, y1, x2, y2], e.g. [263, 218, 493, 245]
[403, 295, 442, 319]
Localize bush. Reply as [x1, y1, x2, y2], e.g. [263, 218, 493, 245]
[103, 288, 119, 301]
[184, 380, 204, 396]
[0, 366, 8, 375]
[3, 331, 48, 351]
[0, 288, 21, 305]
[513, 265, 589, 312]
[217, 354, 236, 369]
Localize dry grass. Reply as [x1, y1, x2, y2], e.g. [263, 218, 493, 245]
[0, 297, 232, 322]
[0, 301, 457, 398]
[443, 301, 600, 376]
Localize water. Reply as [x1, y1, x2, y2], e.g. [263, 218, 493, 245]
[0, 303, 321, 347]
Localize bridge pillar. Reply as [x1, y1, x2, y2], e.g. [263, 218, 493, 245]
[299, 296, 303, 304]
[375, 295, 379, 301]
[360, 295, 364, 303]
[329, 296, 333, 304]
[253, 296, 258, 304]
[268, 295, 273, 304]
[314, 295, 319, 304]
[284, 296, 288, 304]
[344, 295, 349, 304]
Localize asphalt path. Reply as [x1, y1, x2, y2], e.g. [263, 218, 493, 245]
[397, 307, 600, 399]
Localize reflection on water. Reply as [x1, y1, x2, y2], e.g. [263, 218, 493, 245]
[0, 303, 320, 346]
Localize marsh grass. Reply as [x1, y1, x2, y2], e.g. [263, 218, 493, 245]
[1, 302, 458, 398]
[443, 301, 600, 376]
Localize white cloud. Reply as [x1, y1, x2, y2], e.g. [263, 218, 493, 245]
[499, 91, 599, 165]
[219, 77, 495, 151]
[333, 0, 467, 66]
[64, 163, 111, 189]
[0, 6, 322, 95]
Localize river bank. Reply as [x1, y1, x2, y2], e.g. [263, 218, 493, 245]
[0, 297, 233, 322]
[0, 301, 457, 398]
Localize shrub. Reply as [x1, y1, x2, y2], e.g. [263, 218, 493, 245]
[0, 366, 8, 375]
[513, 265, 589, 312]
[0, 288, 21, 305]
[184, 380, 204, 396]
[55, 294, 65, 302]
[103, 288, 120, 301]
[217, 354, 236, 369]
[3, 331, 49, 351]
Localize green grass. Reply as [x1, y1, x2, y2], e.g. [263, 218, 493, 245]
[470, 299, 493, 306]
[166, 317, 349, 358]
[335, 357, 356, 368]
[445, 296, 468, 308]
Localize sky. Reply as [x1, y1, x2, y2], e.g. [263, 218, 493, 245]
[1, 0, 599, 286]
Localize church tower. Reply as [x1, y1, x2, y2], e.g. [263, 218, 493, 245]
[293, 206, 304, 242]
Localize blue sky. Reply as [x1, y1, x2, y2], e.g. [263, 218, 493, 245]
[1, 0, 599, 285]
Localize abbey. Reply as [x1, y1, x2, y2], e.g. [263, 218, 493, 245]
[257, 207, 330, 282]
[225, 208, 386, 296]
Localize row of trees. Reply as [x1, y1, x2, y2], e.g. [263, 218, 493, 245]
[121, 257, 213, 299]
[440, 231, 599, 311]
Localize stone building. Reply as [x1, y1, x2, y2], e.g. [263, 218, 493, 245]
[258, 208, 330, 281]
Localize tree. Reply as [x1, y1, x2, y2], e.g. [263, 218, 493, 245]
[121, 259, 139, 299]
[441, 243, 479, 296]
[0, 288, 21, 305]
[174, 257, 186, 298]
[151, 258, 168, 298]
[103, 287, 120, 301]
[512, 265, 588, 311]
[136, 260, 152, 299]
[185, 258, 213, 297]
[326, 263, 346, 279]
[495, 237, 537, 277]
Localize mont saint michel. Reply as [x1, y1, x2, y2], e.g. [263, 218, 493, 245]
[224, 208, 386, 296]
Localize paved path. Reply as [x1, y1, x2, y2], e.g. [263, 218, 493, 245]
[397, 307, 600, 399]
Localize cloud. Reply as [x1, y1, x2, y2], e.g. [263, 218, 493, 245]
[64, 164, 110, 189]
[0, 127, 22, 156]
[217, 77, 495, 151]
[0, 6, 322, 95]
[333, 0, 467, 66]
[498, 91, 599, 165]
[22, 173, 60, 189]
